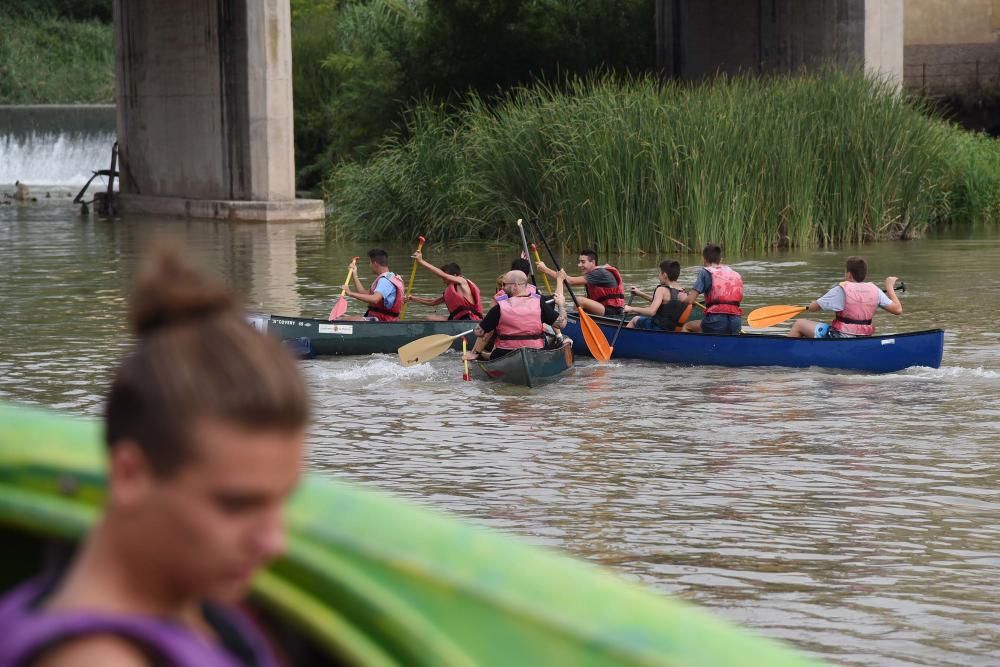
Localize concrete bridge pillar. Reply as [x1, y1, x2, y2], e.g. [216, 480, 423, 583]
[657, 0, 904, 85]
[113, 0, 324, 221]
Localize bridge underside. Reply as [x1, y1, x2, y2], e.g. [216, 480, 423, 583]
[113, 0, 323, 221]
[656, 0, 903, 83]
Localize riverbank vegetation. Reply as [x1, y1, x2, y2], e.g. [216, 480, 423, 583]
[326, 70, 1000, 252]
[0, 3, 114, 104]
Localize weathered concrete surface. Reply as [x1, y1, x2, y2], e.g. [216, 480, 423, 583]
[113, 0, 322, 221]
[656, 0, 904, 85]
[903, 0, 999, 93]
[906, 0, 998, 45]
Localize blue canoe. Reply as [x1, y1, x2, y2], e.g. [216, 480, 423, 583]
[564, 314, 944, 373]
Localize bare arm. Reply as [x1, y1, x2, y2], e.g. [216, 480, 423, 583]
[536, 261, 587, 285]
[553, 269, 568, 329]
[348, 290, 382, 305]
[408, 294, 445, 306]
[413, 251, 465, 286]
[883, 276, 903, 315]
[34, 635, 152, 667]
[626, 287, 665, 317]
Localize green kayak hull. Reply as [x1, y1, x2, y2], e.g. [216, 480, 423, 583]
[0, 403, 823, 666]
[248, 313, 477, 357]
[472, 338, 574, 388]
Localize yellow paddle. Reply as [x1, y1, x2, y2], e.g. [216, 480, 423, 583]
[398, 235, 426, 320]
[398, 329, 475, 367]
[462, 338, 471, 381]
[328, 256, 359, 321]
[530, 243, 553, 294]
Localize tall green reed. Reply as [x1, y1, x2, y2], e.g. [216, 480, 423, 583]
[325, 69, 1000, 252]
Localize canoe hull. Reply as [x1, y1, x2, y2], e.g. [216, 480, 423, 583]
[566, 315, 944, 373]
[0, 404, 820, 666]
[473, 338, 574, 387]
[248, 313, 476, 357]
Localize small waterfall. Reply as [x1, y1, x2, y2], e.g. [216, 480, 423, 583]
[0, 106, 116, 187]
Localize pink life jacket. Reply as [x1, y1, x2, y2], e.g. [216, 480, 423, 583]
[832, 281, 880, 336]
[704, 265, 744, 316]
[584, 265, 625, 309]
[364, 272, 405, 321]
[443, 279, 482, 321]
[495, 295, 545, 349]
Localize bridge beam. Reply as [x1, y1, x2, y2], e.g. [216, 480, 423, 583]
[657, 0, 903, 84]
[112, 0, 323, 221]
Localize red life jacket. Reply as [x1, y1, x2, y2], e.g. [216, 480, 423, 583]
[495, 295, 545, 349]
[584, 265, 625, 309]
[832, 281, 880, 336]
[704, 265, 743, 316]
[364, 272, 405, 321]
[443, 279, 482, 321]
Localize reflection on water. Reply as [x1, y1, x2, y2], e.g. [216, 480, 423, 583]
[2, 198, 999, 665]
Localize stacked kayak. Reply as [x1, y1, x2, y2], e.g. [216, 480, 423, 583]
[248, 313, 476, 357]
[472, 338, 573, 387]
[0, 403, 823, 666]
[564, 314, 944, 373]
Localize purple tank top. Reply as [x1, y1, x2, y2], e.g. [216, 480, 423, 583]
[0, 578, 280, 667]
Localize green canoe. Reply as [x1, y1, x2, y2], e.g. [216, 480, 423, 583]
[248, 313, 477, 357]
[472, 338, 574, 388]
[0, 403, 824, 666]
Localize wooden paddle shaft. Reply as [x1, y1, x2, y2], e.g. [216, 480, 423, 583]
[529, 219, 583, 308]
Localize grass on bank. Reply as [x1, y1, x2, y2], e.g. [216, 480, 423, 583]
[0, 10, 114, 104]
[325, 70, 1000, 253]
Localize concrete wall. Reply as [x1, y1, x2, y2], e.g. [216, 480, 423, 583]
[113, 0, 321, 220]
[902, 0, 1000, 91]
[905, 0, 998, 45]
[657, 0, 903, 85]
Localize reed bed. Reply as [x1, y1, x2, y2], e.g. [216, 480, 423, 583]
[325, 69, 1000, 252]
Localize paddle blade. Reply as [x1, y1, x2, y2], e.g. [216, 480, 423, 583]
[747, 305, 807, 328]
[328, 297, 348, 321]
[398, 334, 458, 367]
[577, 310, 612, 362]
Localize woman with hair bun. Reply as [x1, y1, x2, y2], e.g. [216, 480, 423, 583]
[0, 244, 309, 667]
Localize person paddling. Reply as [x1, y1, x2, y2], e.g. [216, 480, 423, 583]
[535, 249, 624, 318]
[341, 249, 405, 321]
[0, 244, 308, 667]
[683, 243, 744, 334]
[466, 270, 566, 361]
[624, 260, 689, 331]
[787, 256, 902, 338]
[405, 250, 483, 321]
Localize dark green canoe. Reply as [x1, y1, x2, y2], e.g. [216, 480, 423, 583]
[0, 403, 824, 666]
[248, 313, 477, 357]
[472, 337, 574, 388]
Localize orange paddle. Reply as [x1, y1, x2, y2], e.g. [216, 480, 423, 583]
[328, 256, 359, 321]
[530, 219, 612, 362]
[746, 305, 807, 328]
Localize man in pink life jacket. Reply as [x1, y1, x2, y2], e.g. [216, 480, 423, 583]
[787, 256, 902, 338]
[465, 270, 567, 361]
[405, 250, 483, 321]
[0, 245, 307, 667]
[341, 248, 405, 321]
[535, 249, 625, 318]
[683, 243, 744, 335]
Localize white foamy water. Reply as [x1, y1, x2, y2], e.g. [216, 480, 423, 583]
[0, 131, 116, 187]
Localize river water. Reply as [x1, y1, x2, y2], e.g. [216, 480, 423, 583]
[2, 191, 999, 663]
